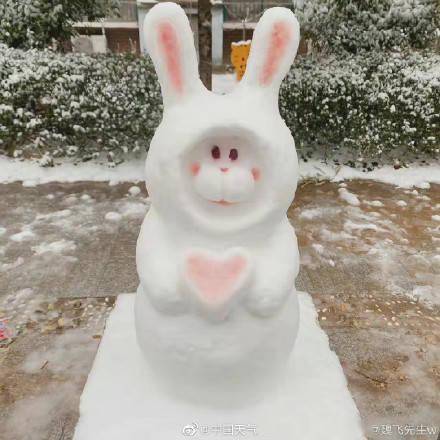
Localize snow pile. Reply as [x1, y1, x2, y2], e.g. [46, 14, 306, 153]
[408, 286, 440, 308]
[0, 157, 146, 185]
[128, 185, 141, 196]
[338, 188, 360, 206]
[105, 212, 122, 222]
[73, 293, 364, 440]
[32, 239, 76, 255]
[10, 227, 35, 242]
[22, 329, 98, 375]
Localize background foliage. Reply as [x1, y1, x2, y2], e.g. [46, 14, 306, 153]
[280, 51, 440, 167]
[0, 45, 162, 165]
[0, 0, 119, 50]
[0, 0, 439, 166]
[281, 0, 440, 166]
[298, 0, 440, 54]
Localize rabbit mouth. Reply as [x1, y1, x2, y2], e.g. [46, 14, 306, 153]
[191, 164, 256, 206]
[210, 200, 237, 206]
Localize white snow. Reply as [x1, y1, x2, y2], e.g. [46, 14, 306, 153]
[0, 156, 145, 185]
[36, 209, 71, 220]
[212, 73, 237, 95]
[105, 211, 122, 222]
[408, 286, 439, 308]
[119, 201, 149, 217]
[22, 329, 98, 375]
[312, 243, 325, 254]
[128, 185, 141, 196]
[364, 200, 384, 207]
[299, 160, 440, 189]
[32, 239, 76, 255]
[338, 188, 360, 206]
[63, 195, 77, 205]
[1, 155, 440, 189]
[73, 293, 363, 440]
[298, 206, 341, 220]
[415, 181, 430, 189]
[3, 383, 78, 440]
[396, 200, 407, 207]
[344, 220, 381, 232]
[298, 207, 325, 220]
[10, 228, 35, 242]
[0, 257, 24, 272]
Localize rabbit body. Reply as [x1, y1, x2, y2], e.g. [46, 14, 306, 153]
[135, 2, 301, 402]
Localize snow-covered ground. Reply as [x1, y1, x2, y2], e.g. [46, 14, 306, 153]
[1, 178, 438, 439]
[1, 155, 439, 189]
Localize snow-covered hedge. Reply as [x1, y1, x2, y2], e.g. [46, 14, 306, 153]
[0, 0, 119, 50]
[1, 45, 439, 167]
[280, 51, 440, 166]
[298, 0, 440, 54]
[0, 45, 161, 164]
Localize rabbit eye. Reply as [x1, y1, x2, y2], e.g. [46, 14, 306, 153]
[229, 148, 238, 161]
[211, 146, 221, 159]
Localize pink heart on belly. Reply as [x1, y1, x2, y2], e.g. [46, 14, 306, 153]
[185, 250, 250, 308]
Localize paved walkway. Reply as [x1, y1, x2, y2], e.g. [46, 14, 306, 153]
[0, 180, 439, 439]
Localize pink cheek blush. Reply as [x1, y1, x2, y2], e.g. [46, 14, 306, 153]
[190, 162, 200, 176]
[252, 168, 261, 181]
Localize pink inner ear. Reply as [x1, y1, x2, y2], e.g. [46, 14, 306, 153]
[260, 21, 291, 86]
[158, 22, 183, 94]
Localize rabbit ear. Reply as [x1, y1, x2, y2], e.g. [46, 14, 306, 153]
[143, 2, 204, 108]
[239, 8, 300, 99]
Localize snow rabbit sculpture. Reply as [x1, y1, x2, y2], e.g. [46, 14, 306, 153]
[135, 2, 301, 404]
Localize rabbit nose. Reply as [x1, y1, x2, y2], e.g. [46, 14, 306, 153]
[220, 167, 229, 173]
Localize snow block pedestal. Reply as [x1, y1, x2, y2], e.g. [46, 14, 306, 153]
[73, 293, 364, 440]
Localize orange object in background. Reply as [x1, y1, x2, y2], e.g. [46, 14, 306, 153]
[231, 40, 251, 81]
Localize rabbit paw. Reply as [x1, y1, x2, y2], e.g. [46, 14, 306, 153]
[245, 287, 291, 318]
[143, 283, 188, 315]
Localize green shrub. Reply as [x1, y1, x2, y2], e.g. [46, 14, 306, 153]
[280, 51, 440, 166]
[298, 0, 440, 54]
[0, 0, 119, 50]
[0, 45, 162, 164]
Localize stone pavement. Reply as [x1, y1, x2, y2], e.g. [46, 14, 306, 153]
[0, 180, 439, 440]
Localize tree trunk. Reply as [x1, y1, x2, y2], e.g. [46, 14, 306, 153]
[198, 0, 212, 90]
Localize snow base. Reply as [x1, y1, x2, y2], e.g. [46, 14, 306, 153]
[73, 293, 364, 440]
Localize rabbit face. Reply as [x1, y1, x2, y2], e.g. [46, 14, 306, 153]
[143, 3, 300, 233]
[188, 139, 260, 206]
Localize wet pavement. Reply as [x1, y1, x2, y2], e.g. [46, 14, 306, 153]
[0, 179, 439, 439]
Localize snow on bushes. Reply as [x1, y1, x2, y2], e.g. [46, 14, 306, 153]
[0, 45, 162, 164]
[0, 0, 119, 50]
[280, 51, 440, 166]
[298, 0, 440, 54]
[0, 45, 439, 167]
